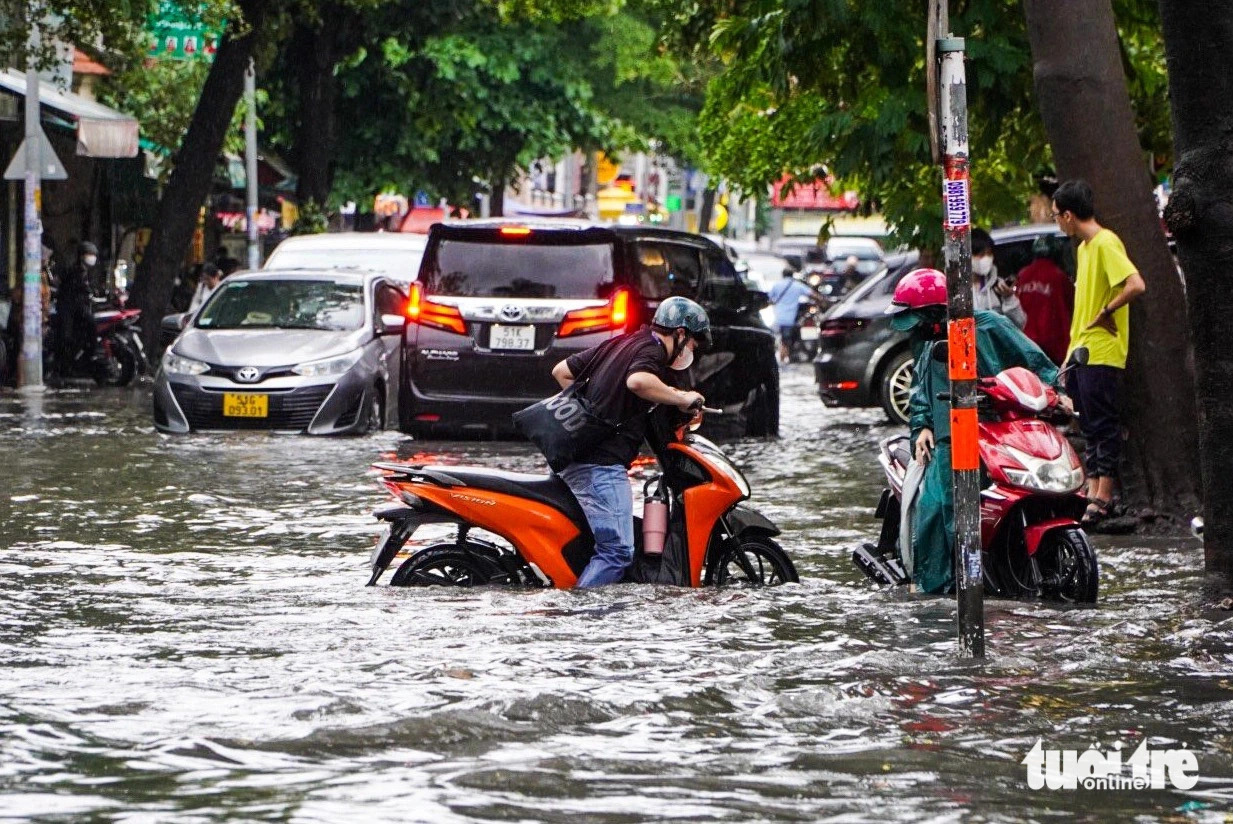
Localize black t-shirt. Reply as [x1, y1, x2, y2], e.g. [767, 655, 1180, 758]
[565, 329, 670, 467]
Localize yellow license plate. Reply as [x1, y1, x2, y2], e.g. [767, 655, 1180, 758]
[223, 393, 268, 417]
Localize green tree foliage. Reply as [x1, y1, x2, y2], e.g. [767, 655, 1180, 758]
[658, 0, 1169, 248]
[0, 0, 157, 70]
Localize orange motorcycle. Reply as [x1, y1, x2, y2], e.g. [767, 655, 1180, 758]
[365, 413, 799, 589]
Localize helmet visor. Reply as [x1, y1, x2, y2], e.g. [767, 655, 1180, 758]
[889, 309, 924, 332]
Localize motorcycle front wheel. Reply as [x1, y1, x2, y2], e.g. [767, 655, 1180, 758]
[93, 337, 137, 387]
[1003, 526, 1098, 604]
[704, 536, 799, 587]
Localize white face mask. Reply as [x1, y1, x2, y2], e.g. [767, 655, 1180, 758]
[972, 256, 993, 277]
[82, 255, 98, 267]
[670, 346, 694, 371]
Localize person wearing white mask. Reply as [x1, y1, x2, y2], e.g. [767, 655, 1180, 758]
[548, 296, 708, 587]
[52, 241, 102, 371]
[970, 228, 1027, 329]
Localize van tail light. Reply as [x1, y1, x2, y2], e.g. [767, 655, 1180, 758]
[559, 289, 630, 338]
[407, 283, 467, 335]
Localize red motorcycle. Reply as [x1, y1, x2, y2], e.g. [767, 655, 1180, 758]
[855, 353, 1098, 603]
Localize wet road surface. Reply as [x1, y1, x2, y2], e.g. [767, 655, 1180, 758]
[1, 367, 1231, 822]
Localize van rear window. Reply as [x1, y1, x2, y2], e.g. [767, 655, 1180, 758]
[420, 239, 615, 299]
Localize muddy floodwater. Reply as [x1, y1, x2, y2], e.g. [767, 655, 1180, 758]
[2, 367, 1231, 822]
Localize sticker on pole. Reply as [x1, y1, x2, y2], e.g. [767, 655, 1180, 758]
[943, 178, 970, 229]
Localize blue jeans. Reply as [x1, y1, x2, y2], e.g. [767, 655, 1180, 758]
[559, 463, 634, 587]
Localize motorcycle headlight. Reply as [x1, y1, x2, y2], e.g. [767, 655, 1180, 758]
[162, 351, 209, 375]
[1002, 446, 1083, 493]
[291, 349, 363, 377]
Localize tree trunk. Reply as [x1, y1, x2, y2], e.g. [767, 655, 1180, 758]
[130, 6, 264, 350]
[1158, 0, 1233, 582]
[292, 4, 353, 207]
[1023, 0, 1201, 521]
[490, 175, 505, 217]
[699, 187, 717, 236]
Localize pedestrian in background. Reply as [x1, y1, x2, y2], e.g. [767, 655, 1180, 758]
[188, 264, 222, 313]
[1015, 235, 1074, 365]
[768, 268, 821, 364]
[53, 241, 101, 370]
[1052, 179, 1147, 526]
[970, 228, 1027, 329]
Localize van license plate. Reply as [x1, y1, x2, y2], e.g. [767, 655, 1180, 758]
[223, 393, 268, 417]
[490, 324, 536, 350]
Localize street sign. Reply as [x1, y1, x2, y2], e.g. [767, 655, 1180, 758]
[4, 128, 66, 180]
[147, 1, 218, 61]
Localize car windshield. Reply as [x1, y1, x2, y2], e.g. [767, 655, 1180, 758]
[265, 248, 424, 281]
[420, 239, 615, 298]
[196, 279, 365, 331]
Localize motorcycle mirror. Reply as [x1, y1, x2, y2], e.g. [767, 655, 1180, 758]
[931, 341, 949, 363]
[1070, 347, 1090, 367]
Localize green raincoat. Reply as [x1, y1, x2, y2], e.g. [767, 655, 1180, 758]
[907, 310, 1060, 594]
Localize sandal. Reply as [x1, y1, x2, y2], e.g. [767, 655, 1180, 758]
[1082, 497, 1112, 527]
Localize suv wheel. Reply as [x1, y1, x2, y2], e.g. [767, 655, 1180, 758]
[879, 349, 914, 426]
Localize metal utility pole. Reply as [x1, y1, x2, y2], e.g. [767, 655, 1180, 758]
[932, 2, 984, 658]
[19, 19, 43, 392]
[245, 58, 259, 270]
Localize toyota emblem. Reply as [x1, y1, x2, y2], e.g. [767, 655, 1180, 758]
[498, 304, 525, 322]
[236, 366, 260, 383]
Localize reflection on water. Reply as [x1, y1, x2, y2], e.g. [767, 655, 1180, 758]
[1, 370, 1231, 822]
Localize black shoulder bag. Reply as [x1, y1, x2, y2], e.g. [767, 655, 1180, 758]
[512, 339, 628, 472]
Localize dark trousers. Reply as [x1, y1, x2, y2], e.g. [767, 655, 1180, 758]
[1067, 364, 1123, 478]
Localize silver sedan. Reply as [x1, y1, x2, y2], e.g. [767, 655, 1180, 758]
[153, 269, 407, 435]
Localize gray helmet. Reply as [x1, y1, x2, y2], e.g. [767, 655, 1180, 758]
[652, 296, 711, 348]
[78, 241, 98, 256]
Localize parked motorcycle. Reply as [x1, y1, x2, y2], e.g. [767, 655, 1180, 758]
[854, 349, 1098, 603]
[54, 300, 148, 386]
[365, 408, 800, 589]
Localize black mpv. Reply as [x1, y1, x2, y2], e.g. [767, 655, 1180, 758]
[399, 219, 778, 439]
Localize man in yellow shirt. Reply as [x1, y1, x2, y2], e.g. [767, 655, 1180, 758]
[1052, 180, 1147, 525]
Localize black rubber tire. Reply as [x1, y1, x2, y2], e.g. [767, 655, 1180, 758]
[879, 349, 914, 426]
[704, 535, 799, 586]
[1035, 526, 1099, 604]
[359, 386, 385, 434]
[389, 545, 499, 587]
[94, 341, 136, 387]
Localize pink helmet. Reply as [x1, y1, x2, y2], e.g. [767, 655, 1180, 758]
[886, 268, 947, 315]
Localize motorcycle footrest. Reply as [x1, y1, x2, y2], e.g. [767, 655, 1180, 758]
[852, 543, 910, 587]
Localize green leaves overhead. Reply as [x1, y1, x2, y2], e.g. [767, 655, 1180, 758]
[662, 0, 1168, 248]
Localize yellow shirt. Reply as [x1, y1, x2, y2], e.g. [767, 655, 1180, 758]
[1067, 228, 1137, 368]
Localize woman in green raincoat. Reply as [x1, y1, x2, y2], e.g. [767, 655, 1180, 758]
[886, 268, 1065, 594]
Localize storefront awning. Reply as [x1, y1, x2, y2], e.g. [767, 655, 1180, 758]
[0, 69, 139, 159]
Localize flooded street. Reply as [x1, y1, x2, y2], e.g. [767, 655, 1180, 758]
[2, 366, 1232, 822]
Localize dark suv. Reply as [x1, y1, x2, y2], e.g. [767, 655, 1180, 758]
[813, 224, 1073, 425]
[400, 220, 778, 438]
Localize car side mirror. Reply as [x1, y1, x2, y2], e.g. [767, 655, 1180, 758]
[162, 312, 189, 332]
[379, 313, 407, 335]
[744, 290, 770, 313]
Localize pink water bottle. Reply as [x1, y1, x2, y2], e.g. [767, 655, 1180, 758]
[642, 496, 668, 555]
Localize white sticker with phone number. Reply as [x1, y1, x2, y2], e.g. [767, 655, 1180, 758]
[944, 179, 970, 228]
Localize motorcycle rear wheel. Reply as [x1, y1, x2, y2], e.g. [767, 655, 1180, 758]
[390, 544, 500, 587]
[704, 536, 799, 586]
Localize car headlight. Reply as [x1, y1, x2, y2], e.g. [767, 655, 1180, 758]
[1002, 446, 1083, 493]
[162, 351, 209, 375]
[291, 349, 363, 377]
